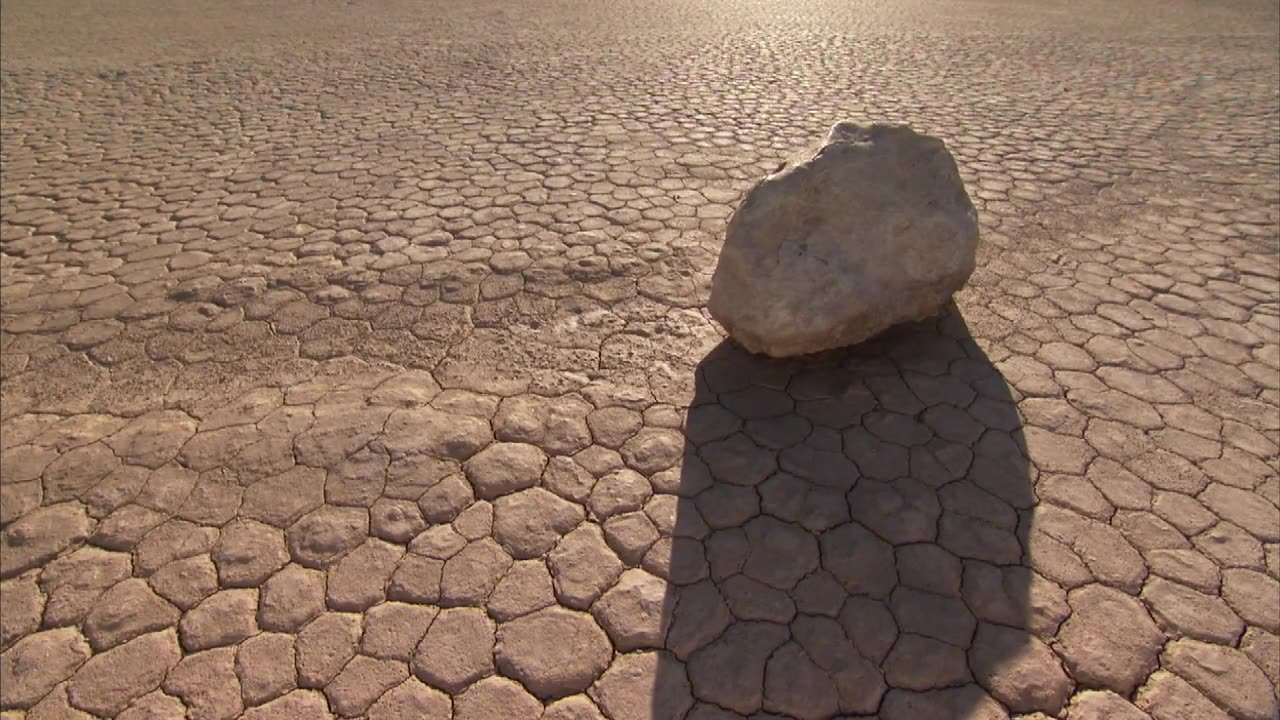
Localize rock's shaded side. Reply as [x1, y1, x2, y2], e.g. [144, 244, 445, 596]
[709, 122, 978, 357]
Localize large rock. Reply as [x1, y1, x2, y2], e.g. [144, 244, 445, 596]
[708, 122, 978, 357]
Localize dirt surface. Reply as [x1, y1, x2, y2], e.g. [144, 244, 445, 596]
[1, 1, 1278, 718]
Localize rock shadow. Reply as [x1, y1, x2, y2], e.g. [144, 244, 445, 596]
[653, 305, 1040, 720]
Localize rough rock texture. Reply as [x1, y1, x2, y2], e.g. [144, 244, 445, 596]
[0, 3, 1278, 720]
[708, 122, 978, 357]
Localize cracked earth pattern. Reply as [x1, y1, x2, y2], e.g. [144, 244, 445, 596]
[1, 0, 1278, 718]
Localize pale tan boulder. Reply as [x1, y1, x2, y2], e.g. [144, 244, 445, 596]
[709, 122, 978, 357]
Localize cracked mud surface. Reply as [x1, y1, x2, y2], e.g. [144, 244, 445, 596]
[1, 0, 1278, 718]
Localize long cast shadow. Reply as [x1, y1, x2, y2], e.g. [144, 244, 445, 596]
[652, 305, 1038, 720]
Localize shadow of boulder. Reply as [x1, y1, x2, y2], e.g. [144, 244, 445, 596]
[650, 305, 1053, 719]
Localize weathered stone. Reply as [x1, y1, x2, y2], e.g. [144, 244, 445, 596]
[495, 607, 612, 698]
[377, 407, 490, 461]
[367, 678, 451, 720]
[602, 511, 660, 564]
[487, 559, 556, 621]
[548, 524, 624, 609]
[370, 498, 427, 543]
[456, 501, 495, 543]
[592, 568, 668, 650]
[792, 615, 886, 714]
[721, 574, 797, 623]
[287, 506, 369, 569]
[544, 456, 598, 503]
[882, 634, 970, 690]
[793, 571, 846, 617]
[463, 443, 547, 500]
[148, 554, 219, 610]
[116, 691, 188, 720]
[1146, 548, 1221, 594]
[968, 623, 1072, 714]
[454, 677, 542, 720]
[39, 547, 132, 625]
[890, 586, 974, 646]
[590, 651, 693, 720]
[296, 612, 362, 688]
[240, 466, 326, 528]
[588, 468, 652, 520]
[163, 647, 243, 720]
[763, 640, 840, 719]
[666, 580, 733, 661]
[0, 628, 90, 709]
[587, 407, 643, 449]
[440, 538, 512, 605]
[1195, 521, 1265, 567]
[135, 520, 219, 577]
[821, 521, 896, 597]
[1241, 627, 1280, 686]
[1163, 638, 1279, 720]
[645, 537, 704, 592]
[42, 441, 118, 502]
[417, 475, 473, 523]
[105, 410, 198, 468]
[1223, 568, 1280, 632]
[325, 655, 410, 717]
[708, 123, 977, 356]
[241, 690, 335, 720]
[370, 370, 442, 407]
[83, 578, 179, 651]
[237, 632, 297, 707]
[258, 564, 326, 632]
[23, 682, 93, 720]
[296, 404, 393, 468]
[66, 629, 181, 717]
[1142, 576, 1243, 644]
[1136, 670, 1231, 720]
[388, 553, 444, 603]
[1200, 483, 1280, 542]
[326, 538, 403, 611]
[742, 515, 819, 590]
[1, 503, 92, 579]
[362, 602, 437, 661]
[543, 695, 607, 720]
[214, 519, 289, 587]
[411, 607, 494, 693]
[493, 395, 592, 455]
[134, 464, 199, 515]
[619, 428, 684, 475]
[179, 589, 258, 651]
[0, 576, 42, 649]
[687, 621, 788, 713]
[879, 686, 1007, 720]
[1066, 690, 1152, 720]
[493, 487, 584, 558]
[1057, 584, 1163, 695]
